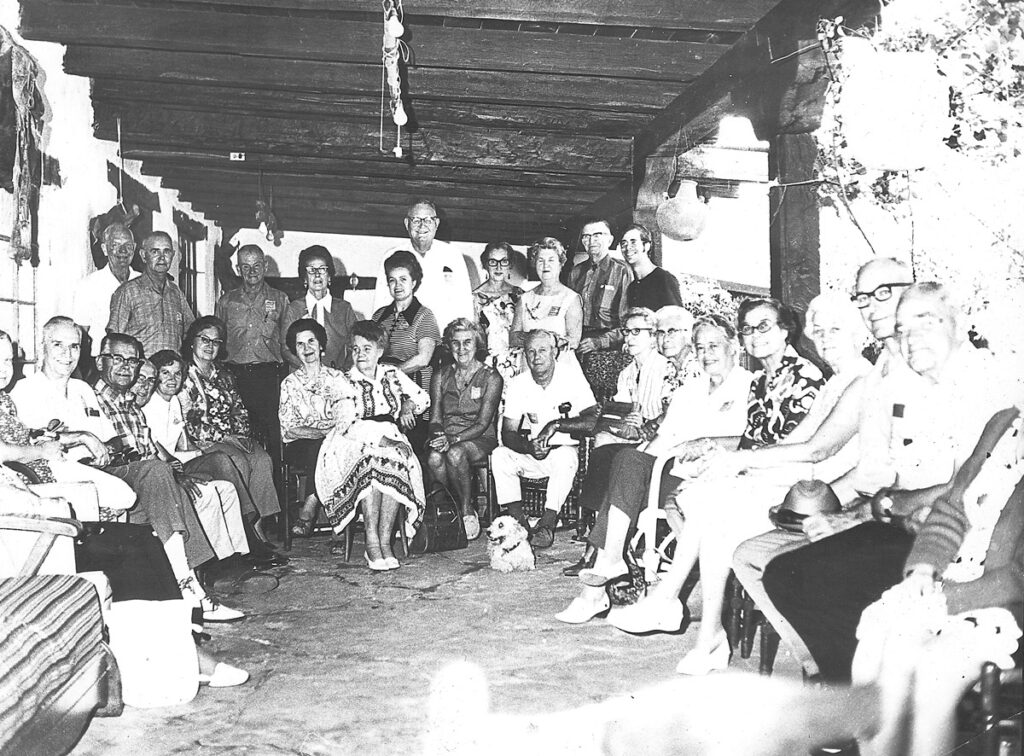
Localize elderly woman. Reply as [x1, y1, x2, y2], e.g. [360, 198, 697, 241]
[278, 319, 352, 538]
[472, 241, 523, 359]
[179, 316, 282, 541]
[510, 237, 583, 352]
[282, 244, 357, 371]
[426, 318, 503, 540]
[558, 298, 828, 652]
[313, 320, 428, 567]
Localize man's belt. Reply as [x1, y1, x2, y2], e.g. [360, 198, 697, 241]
[226, 362, 282, 372]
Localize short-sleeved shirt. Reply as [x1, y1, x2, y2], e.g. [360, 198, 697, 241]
[107, 274, 196, 357]
[372, 297, 441, 394]
[10, 374, 116, 461]
[180, 364, 251, 446]
[503, 361, 597, 447]
[431, 363, 499, 440]
[740, 347, 825, 450]
[626, 267, 683, 312]
[567, 253, 631, 337]
[215, 281, 289, 364]
[142, 392, 199, 462]
[72, 266, 141, 356]
[93, 378, 157, 458]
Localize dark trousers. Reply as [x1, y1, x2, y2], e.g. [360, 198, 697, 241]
[763, 521, 914, 683]
[74, 522, 181, 602]
[579, 443, 633, 513]
[588, 447, 681, 550]
[225, 362, 284, 476]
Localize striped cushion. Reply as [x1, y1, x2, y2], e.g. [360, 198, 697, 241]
[0, 575, 104, 744]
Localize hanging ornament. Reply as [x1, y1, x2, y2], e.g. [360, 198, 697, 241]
[657, 179, 708, 242]
[381, 0, 408, 158]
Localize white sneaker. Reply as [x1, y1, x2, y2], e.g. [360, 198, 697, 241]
[199, 662, 250, 688]
[607, 596, 683, 634]
[201, 595, 245, 623]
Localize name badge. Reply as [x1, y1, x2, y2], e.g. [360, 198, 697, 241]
[470, 387, 482, 400]
[548, 306, 561, 317]
[86, 408, 100, 417]
[264, 300, 277, 314]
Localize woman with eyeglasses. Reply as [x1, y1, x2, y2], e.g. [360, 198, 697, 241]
[179, 316, 282, 545]
[471, 241, 523, 360]
[282, 245, 357, 371]
[557, 299, 827, 654]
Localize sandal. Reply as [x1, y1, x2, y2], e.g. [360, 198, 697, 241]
[290, 517, 315, 538]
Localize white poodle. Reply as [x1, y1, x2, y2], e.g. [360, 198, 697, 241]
[485, 516, 535, 573]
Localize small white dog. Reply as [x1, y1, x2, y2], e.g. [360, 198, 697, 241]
[486, 516, 535, 573]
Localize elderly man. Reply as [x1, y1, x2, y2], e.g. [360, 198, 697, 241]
[760, 281, 1017, 682]
[568, 218, 631, 354]
[215, 243, 289, 458]
[372, 199, 477, 332]
[11, 318, 241, 621]
[108, 231, 195, 356]
[72, 222, 140, 362]
[620, 223, 682, 312]
[490, 329, 598, 548]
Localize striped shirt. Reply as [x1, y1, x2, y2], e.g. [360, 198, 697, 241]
[372, 297, 441, 394]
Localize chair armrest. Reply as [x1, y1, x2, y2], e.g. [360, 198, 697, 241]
[3, 461, 43, 484]
[0, 514, 83, 539]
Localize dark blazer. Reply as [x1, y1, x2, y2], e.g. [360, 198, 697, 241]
[282, 296, 357, 371]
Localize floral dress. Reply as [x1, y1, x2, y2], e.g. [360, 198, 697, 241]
[740, 346, 825, 450]
[0, 391, 55, 483]
[472, 284, 523, 357]
[181, 364, 251, 446]
[314, 365, 430, 536]
[278, 367, 353, 442]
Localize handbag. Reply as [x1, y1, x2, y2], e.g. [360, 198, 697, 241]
[608, 546, 647, 607]
[409, 484, 468, 554]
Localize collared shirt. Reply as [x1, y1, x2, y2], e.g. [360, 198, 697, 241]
[567, 252, 631, 342]
[107, 274, 196, 357]
[215, 281, 289, 364]
[142, 392, 200, 462]
[93, 378, 157, 458]
[180, 364, 251, 446]
[503, 360, 597, 447]
[740, 346, 825, 450]
[10, 373, 115, 460]
[645, 365, 753, 454]
[372, 297, 441, 394]
[371, 240, 477, 333]
[73, 266, 141, 356]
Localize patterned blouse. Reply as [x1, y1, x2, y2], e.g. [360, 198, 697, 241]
[739, 346, 824, 450]
[0, 391, 55, 483]
[181, 363, 252, 446]
[278, 366, 359, 443]
[473, 284, 523, 355]
[345, 364, 430, 422]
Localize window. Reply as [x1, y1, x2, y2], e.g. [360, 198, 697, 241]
[173, 209, 206, 316]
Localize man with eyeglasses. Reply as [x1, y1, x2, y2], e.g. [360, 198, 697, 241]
[371, 199, 478, 332]
[108, 231, 195, 357]
[72, 222, 141, 363]
[620, 223, 683, 312]
[567, 218, 632, 355]
[215, 244, 289, 460]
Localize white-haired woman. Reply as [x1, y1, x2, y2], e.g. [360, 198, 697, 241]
[426, 318, 503, 539]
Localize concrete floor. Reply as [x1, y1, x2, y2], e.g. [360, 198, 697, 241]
[73, 534, 802, 755]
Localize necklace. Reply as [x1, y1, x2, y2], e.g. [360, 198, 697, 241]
[454, 363, 482, 392]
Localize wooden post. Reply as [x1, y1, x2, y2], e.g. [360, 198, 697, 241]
[768, 133, 819, 310]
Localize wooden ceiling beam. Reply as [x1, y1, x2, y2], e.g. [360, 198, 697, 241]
[94, 104, 632, 174]
[155, 0, 777, 32]
[91, 82, 646, 136]
[22, 1, 724, 81]
[64, 46, 681, 112]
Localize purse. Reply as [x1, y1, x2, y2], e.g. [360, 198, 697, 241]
[409, 484, 468, 554]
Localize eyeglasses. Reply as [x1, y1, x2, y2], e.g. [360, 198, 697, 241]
[654, 328, 685, 338]
[305, 266, 330, 277]
[623, 327, 653, 337]
[580, 232, 609, 242]
[739, 320, 778, 336]
[196, 335, 224, 347]
[99, 354, 142, 368]
[851, 282, 912, 309]
[486, 258, 511, 267]
[134, 376, 156, 386]
[109, 243, 136, 255]
[408, 216, 438, 227]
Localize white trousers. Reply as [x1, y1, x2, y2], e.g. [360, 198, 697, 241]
[48, 458, 137, 517]
[192, 480, 249, 559]
[491, 445, 579, 512]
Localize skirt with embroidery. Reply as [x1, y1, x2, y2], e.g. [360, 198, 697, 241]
[315, 419, 424, 537]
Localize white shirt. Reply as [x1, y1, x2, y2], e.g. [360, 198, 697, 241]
[304, 292, 332, 326]
[142, 393, 200, 462]
[11, 374, 116, 460]
[372, 240, 477, 333]
[503, 361, 597, 447]
[72, 266, 140, 355]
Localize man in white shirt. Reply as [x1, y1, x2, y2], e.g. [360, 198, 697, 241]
[371, 199, 477, 333]
[490, 329, 598, 548]
[71, 222, 140, 361]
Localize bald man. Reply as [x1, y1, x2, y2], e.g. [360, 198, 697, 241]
[73, 222, 141, 361]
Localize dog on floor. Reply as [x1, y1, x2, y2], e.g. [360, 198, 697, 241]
[485, 516, 535, 573]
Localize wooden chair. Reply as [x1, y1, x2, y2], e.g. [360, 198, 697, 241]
[977, 661, 1023, 755]
[726, 580, 781, 676]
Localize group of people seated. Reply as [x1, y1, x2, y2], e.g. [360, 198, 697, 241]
[3, 195, 1021, 754]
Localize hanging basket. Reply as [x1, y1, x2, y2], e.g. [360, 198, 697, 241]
[656, 180, 708, 242]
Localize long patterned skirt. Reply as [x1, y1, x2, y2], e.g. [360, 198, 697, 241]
[315, 420, 424, 537]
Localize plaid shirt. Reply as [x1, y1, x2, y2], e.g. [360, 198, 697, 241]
[93, 378, 157, 458]
[107, 273, 195, 357]
[567, 253, 631, 349]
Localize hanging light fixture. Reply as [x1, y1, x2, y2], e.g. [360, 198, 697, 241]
[656, 160, 708, 242]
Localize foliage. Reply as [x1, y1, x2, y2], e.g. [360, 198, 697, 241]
[677, 273, 739, 323]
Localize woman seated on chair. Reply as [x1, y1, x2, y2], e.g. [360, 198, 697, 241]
[179, 316, 282, 543]
[312, 320, 429, 568]
[280, 318, 354, 540]
[425, 318, 502, 541]
[556, 298, 828, 664]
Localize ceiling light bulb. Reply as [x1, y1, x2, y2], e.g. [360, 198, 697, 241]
[392, 102, 408, 126]
[385, 13, 405, 39]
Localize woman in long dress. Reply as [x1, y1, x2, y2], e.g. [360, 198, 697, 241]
[313, 320, 429, 569]
[471, 241, 523, 360]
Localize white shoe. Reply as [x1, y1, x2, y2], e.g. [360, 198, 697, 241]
[555, 594, 611, 625]
[607, 596, 684, 634]
[676, 633, 731, 675]
[201, 596, 245, 622]
[383, 556, 401, 570]
[199, 662, 249, 688]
